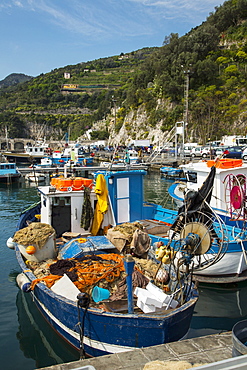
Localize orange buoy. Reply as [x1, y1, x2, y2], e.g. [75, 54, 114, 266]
[56, 178, 73, 191]
[72, 177, 84, 191]
[26, 245, 36, 255]
[83, 178, 93, 188]
[207, 158, 243, 169]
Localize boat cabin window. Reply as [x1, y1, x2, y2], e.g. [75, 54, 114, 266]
[186, 171, 197, 183]
[52, 197, 71, 206]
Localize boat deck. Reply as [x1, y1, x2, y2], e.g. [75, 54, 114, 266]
[37, 331, 232, 370]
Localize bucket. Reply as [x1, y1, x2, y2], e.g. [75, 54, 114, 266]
[72, 177, 84, 191]
[232, 320, 247, 357]
[92, 286, 110, 303]
[56, 178, 73, 191]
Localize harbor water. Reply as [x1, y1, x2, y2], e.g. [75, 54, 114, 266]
[1, 172, 247, 370]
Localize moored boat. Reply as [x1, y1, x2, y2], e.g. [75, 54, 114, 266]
[6, 168, 241, 357]
[0, 160, 21, 184]
[168, 158, 247, 227]
[2, 139, 50, 164]
[25, 171, 46, 183]
[160, 166, 186, 181]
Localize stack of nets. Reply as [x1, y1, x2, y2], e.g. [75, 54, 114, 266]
[13, 223, 55, 249]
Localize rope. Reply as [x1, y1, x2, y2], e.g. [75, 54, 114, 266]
[77, 293, 90, 359]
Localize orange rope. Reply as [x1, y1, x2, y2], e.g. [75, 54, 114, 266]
[30, 253, 125, 293]
[30, 274, 61, 290]
[73, 253, 125, 292]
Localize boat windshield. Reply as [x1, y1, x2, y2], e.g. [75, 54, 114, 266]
[187, 171, 197, 183]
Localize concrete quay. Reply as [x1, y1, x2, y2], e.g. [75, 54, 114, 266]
[38, 331, 233, 370]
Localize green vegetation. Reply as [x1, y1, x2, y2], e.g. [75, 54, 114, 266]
[0, 0, 247, 143]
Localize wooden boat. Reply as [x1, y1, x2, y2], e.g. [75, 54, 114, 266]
[6, 169, 234, 356]
[5, 170, 202, 357]
[168, 158, 247, 283]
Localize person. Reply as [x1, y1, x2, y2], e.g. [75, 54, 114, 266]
[125, 149, 130, 164]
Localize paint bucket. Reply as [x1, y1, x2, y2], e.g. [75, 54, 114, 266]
[92, 286, 110, 303]
[232, 320, 247, 357]
[72, 177, 84, 191]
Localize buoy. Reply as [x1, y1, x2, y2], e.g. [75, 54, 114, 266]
[26, 245, 36, 255]
[6, 237, 16, 250]
[16, 273, 31, 292]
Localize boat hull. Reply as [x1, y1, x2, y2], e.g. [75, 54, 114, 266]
[16, 247, 198, 357]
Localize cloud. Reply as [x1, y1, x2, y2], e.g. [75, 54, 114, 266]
[127, 0, 221, 20]
[6, 0, 155, 38]
[3, 0, 221, 39]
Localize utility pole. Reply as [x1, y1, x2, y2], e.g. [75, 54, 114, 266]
[112, 96, 117, 127]
[181, 65, 191, 143]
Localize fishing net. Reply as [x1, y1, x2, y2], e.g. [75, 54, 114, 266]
[13, 222, 55, 249]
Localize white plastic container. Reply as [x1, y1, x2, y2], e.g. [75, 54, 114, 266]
[136, 297, 156, 313]
[134, 287, 163, 308]
[17, 233, 57, 262]
[146, 282, 178, 309]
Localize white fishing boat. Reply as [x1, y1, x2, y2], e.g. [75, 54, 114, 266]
[25, 172, 46, 183]
[2, 139, 50, 164]
[168, 158, 247, 225]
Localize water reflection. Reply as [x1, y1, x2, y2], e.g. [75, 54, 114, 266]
[189, 282, 247, 337]
[16, 290, 79, 368]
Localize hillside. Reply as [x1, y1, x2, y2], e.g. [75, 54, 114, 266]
[0, 73, 32, 89]
[0, 0, 246, 145]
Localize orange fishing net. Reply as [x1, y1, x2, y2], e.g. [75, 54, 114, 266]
[74, 253, 125, 292]
[30, 253, 125, 293]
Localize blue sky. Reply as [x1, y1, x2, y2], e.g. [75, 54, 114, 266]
[0, 0, 223, 81]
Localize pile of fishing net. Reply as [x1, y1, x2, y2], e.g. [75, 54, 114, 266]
[107, 222, 151, 256]
[13, 222, 55, 249]
[27, 253, 164, 301]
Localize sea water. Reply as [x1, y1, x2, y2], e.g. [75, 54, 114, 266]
[1, 173, 247, 369]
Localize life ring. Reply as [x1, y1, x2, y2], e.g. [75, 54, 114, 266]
[230, 185, 244, 209]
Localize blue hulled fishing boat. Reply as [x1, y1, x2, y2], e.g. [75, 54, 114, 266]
[6, 169, 238, 356]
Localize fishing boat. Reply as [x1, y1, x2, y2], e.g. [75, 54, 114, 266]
[160, 166, 186, 181]
[0, 159, 21, 184]
[9, 169, 231, 357]
[100, 149, 150, 171]
[25, 171, 46, 183]
[2, 139, 50, 164]
[8, 166, 244, 357]
[167, 158, 247, 283]
[43, 149, 94, 167]
[168, 158, 247, 227]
